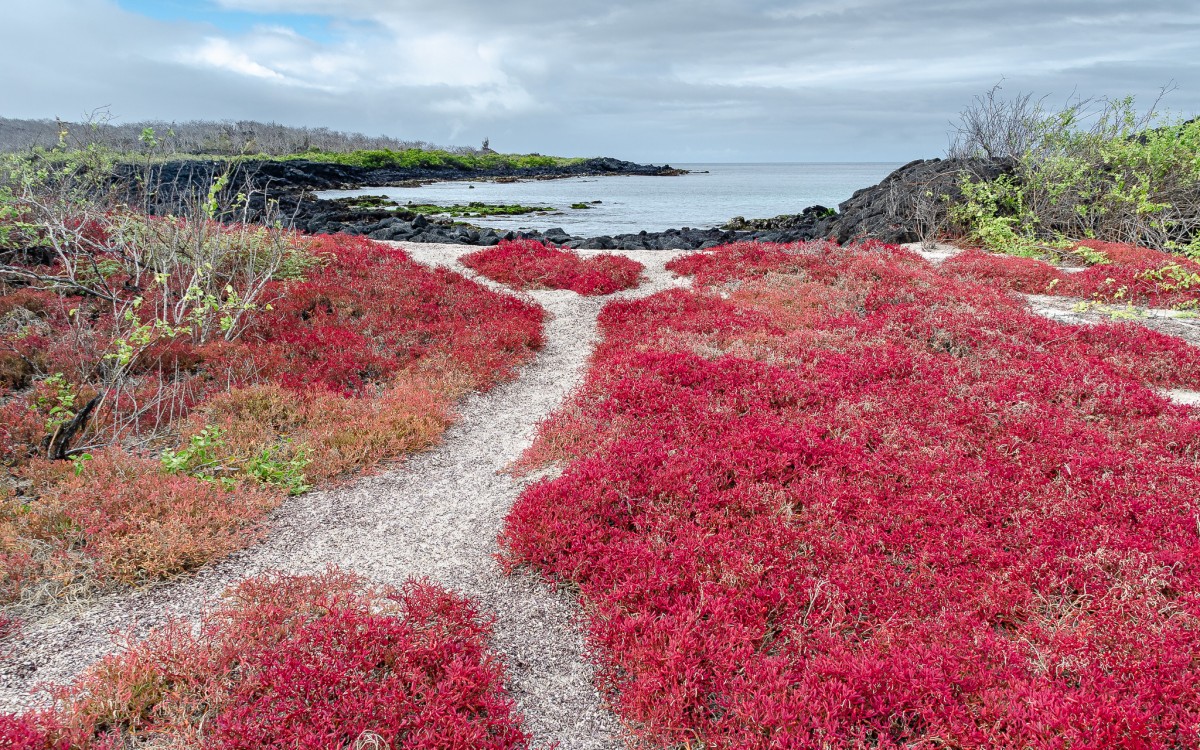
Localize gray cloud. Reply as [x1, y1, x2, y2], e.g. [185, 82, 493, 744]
[2, 0, 1198, 161]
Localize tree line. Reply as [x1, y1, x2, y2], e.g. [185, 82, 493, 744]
[0, 115, 473, 156]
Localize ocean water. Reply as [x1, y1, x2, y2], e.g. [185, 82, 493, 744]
[317, 162, 902, 236]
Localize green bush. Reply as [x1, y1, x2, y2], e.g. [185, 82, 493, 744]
[950, 88, 1200, 256]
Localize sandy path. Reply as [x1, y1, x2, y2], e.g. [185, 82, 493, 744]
[0, 243, 691, 749]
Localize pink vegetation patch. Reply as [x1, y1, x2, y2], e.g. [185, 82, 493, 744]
[461, 239, 644, 295]
[941, 243, 1200, 308]
[231, 234, 546, 396]
[3, 570, 530, 750]
[503, 240, 1200, 749]
[939, 249, 1069, 294]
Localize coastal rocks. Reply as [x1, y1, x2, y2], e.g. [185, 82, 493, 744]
[116, 156, 683, 225]
[290, 157, 1017, 252]
[353, 217, 507, 246]
[307, 213, 845, 252]
[822, 157, 1013, 244]
[122, 153, 1019, 253]
[116, 159, 363, 201]
[722, 204, 835, 233]
[124, 156, 681, 201]
[303, 210, 785, 251]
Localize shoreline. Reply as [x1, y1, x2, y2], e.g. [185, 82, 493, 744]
[131, 156, 1004, 251]
[300, 202, 840, 251]
[288, 160, 955, 250]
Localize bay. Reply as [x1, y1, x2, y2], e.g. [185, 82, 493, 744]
[317, 162, 902, 236]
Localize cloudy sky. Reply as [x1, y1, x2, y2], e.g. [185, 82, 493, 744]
[3, 0, 1198, 162]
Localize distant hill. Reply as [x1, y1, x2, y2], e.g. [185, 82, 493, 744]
[0, 116, 468, 157]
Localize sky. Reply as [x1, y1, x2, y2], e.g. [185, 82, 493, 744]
[2, 0, 1198, 162]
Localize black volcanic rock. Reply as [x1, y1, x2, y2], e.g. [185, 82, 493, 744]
[113, 154, 1018, 253]
[822, 158, 1013, 244]
[119, 155, 679, 204]
[114, 155, 685, 237]
[723, 204, 835, 233]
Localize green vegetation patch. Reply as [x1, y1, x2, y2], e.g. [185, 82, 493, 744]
[283, 148, 586, 171]
[333, 196, 556, 218]
[337, 194, 399, 210]
[948, 89, 1200, 259]
[430, 202, 555, 218]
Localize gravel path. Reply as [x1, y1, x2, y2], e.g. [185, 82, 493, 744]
[0, 243, 691, 750]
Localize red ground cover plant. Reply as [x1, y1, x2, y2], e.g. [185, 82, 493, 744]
[5, 452, 277, 596]
[460, 239, 644, 295]
[234, 235, 545, 395]
[662, 239, 841, 287]
[1, 570, 530, 750]
[941, 243, 1200, 308]
[1072, 240, 1176, 266]
[0, 225, 544, 603]
[0, 714, 64, 750]
[503, 240, 1200, 749]
[938, 248, 1069, 294]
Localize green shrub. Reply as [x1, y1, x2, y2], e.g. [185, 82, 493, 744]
[950, 88, 1200, 256]
[161, 424, 311, 495]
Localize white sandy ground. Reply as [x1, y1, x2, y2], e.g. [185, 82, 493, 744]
[900, 242, 1200, 406]
[0, 243, 691, 750]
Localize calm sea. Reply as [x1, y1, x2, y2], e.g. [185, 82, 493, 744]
[318, 162, 902, 236]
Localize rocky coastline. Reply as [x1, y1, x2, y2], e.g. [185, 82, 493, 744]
[133, 155, 1008, 251]
[299, 202, 840, 250]
[291, 158, 1009, 250]
[131, 155, 681, 200]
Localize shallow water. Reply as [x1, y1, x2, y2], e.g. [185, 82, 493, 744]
[318, 162, 901, 236]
